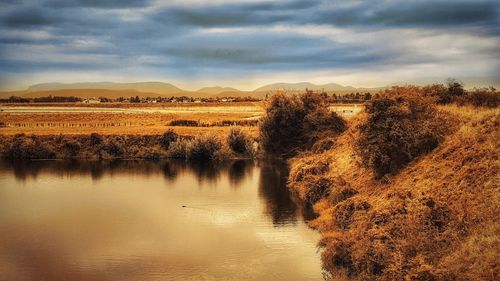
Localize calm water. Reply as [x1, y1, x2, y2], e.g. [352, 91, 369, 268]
[0, 160, 322, 281]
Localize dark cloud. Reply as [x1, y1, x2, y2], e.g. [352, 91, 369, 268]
[316, 1, 500, 29]
[46, 0, 151, 9]
[151, 0, 325, 27]
[2, 7, 60, 27]
[149, 0, 500, 29]
[160, 32, 384, 68]
[0, 0, 498, 87]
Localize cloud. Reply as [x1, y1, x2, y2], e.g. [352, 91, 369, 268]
[0, 0, 499, 90]
[147, 0, 500, 29]
[46, 0, 152, 9]
[1, 6, 60, 27]
[316, 1, 500, 32]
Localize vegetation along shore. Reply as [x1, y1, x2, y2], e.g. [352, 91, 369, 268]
[1, 82, 499, 280]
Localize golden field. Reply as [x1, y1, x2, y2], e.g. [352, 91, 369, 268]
[0, 102, 361, 136]
[0, 102, 263, 136]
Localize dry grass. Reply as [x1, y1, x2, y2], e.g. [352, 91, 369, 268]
[0, 103, 359, 137]
[1, 101, 262, 108]
[289, 104, 499, 280]
[0, 128, 256, 161]
[0, 111, 260, 136]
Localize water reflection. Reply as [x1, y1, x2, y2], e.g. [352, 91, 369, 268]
[0, 159, 322, 281]
[257, 160, 298, 225]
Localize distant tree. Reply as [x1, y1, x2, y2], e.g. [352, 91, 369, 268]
[446, 78, 465, 97]
[130, 96, 141, 103]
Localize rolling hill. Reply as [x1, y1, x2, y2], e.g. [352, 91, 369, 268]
[0, 81, 385, 99]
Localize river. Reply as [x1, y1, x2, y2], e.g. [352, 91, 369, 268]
[0, 160, 323, 281]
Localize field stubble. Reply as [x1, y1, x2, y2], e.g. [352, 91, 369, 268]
[0, 103, 361, 136]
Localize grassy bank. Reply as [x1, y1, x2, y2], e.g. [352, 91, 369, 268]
[288, 104, 499, 280]
[0, 128, 257, 161]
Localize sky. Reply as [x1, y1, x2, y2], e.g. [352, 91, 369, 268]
[0, 0, 499, 91]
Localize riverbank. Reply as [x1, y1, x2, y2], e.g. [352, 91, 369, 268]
[0, 128, 256, 161]
[288, 104, 499, 280]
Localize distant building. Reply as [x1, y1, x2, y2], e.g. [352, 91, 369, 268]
[83, 98, 101, 104]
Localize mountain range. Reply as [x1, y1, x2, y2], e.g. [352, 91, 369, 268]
[0, 82, 384, 99]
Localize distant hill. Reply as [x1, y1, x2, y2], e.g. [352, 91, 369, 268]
[196, 86, 241, 95]
[254, 82, 357, 92]
[0, 81, 385, 99]
[26, 82, 185, 96]
[22, 89, 157, 99]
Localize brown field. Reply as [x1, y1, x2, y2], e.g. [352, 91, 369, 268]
[0, 102, 361, 136]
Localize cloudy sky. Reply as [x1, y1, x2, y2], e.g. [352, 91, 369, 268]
[0, 0, 499, 91]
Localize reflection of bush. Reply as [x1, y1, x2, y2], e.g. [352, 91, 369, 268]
[258, 161, 298, 225]
[228, 160, 252, 187]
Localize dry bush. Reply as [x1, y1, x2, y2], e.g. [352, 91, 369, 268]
[288, 101, 499, 281]
[227, 127, 250, 154]
[62, 139, 81, 157]
[168, 119, 200, 126]
[160, 129, 178, 149]
[457, 87, 499, 108]
[0, 127, 252, 161]
[186, 134, 227, 161]
[423, 80, 465, 104]
[3, 134, 56, 159]
[168, 119, 259, 127]
[214, 119, 259, 127]
[331, 187, 358, 205]
[311, 137, 337, 153]
[304, 176, 333, 205]
[259, 90, 345, 157]
[166, 139, 189, 159]
[357, 87, 447, 178]
[90, 132, 103, 145]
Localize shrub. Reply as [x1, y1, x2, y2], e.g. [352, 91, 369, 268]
[215, 120, 259, 127]
[357, 89, 446, 178]
[160, 129, 178, 149]
[167, 139, 189, 159]
[423, 80, 465, 104]
[168, 119, 200, 126]
[259, 91, 345, 157]
[457, 87, 499, 108]
[103, 139, 124, 158]
[62, 140, 81, 157]
[90, 133, 103, 145]
[227, 127, 249, 154]
[3, 134, 56, 159]
[186, 134, 223, 161]
[305, 177, 332, 205]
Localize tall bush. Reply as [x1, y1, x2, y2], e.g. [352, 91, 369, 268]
[357, 88, 446, 178]
[227, 127, 250, 154]
[458, 87, 499, 108]
[259, 91, 345, 157]
[186, 134, 224, 161]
